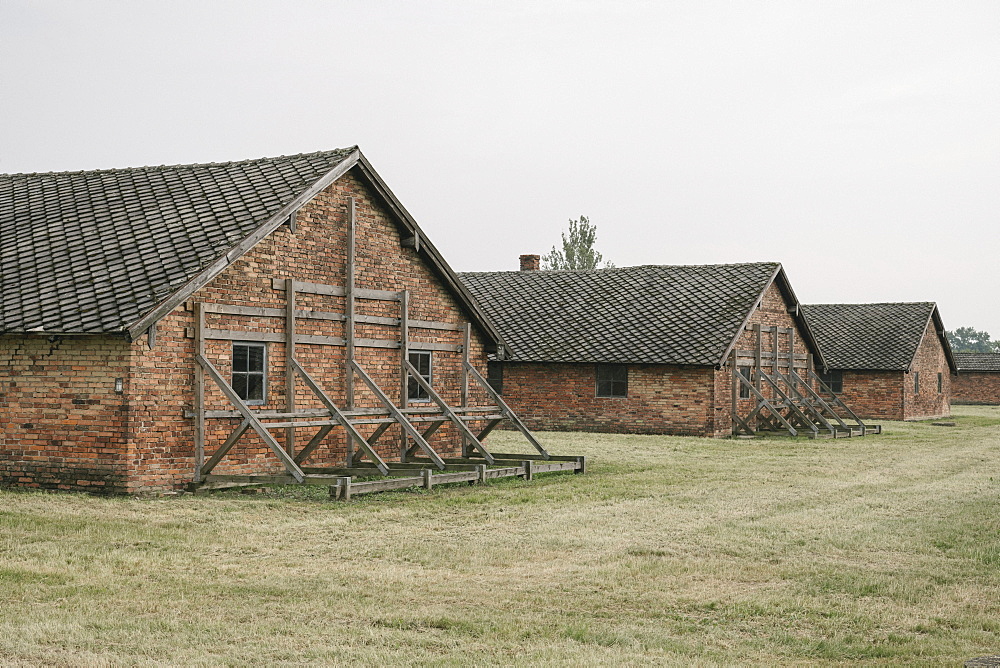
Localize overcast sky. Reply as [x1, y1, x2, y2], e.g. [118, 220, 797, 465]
[2, 1, 998, 334]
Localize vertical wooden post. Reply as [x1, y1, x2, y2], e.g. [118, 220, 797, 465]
[730, 349, 738, 436]
[461, 323, 471, 457]
[753, 323, 762, 394]
[772, 327, 780, 376]
[345, 196, 356, 410]
[399, 290, 410, 462]
[285, 278, 296, 457]
[422, 468, 433, 490]
[788, 329, 796, 390]
[194, 302, 206, 482]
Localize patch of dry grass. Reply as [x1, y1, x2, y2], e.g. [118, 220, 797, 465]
[1, 406, 999, 665]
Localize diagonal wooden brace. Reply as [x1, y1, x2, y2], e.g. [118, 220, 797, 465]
[196, 354, 306, 482]
[201, 418, 250, 476]
[351, 361, 446, 470]
[465, 361, 549, 459]
[405, 359, 496, 465]
[736, 372, 798, 436]
[290, 359, 390, 475]
[758, 372, 817, 435]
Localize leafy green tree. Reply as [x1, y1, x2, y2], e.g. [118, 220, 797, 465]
[946, 326, 1000, 353]
[541, 215, 614, 270]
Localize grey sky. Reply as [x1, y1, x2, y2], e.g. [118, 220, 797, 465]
[2, 1, 998, 334]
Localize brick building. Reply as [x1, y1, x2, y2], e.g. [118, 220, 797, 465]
[952, 353, 1000, 404]
[800, 303, 956, 421]
[460, 260, 863, 438]
[1, 148, 527, 494]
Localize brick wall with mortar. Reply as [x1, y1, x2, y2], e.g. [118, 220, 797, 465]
[901, 318, 951, 420]
[952, 372, 1000, 404]
[0, 335, 132, 492]
[1, 168, 492, 494]
[496, 280, 815, 437]
[822, 370, 904, 421]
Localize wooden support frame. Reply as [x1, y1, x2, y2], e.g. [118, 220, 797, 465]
[465, 361, 549, 459]
[734, 371, 798, 436]
[351, 360, 447, 469]
[288, 358, 390, 475]
[194, 302, 206, 482]
[404, 359, 496, 465]
[196, 353, 306, 482]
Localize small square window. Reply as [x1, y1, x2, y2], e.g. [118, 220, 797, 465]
[819, 370, 843, 394]
[408, 351, 432, 401]
[232, 342, 266, 405]
[596, 364, 627, 398]
[487, 361, 503, 395]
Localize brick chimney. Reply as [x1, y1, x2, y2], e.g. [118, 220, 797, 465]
[519, 254, 540, 271]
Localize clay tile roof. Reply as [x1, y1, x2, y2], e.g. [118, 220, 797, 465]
[801, 302, 945, 371]
[459, 263, 781, 366]
[1, 149, 355, 334]
[954, 352, 1000, 372]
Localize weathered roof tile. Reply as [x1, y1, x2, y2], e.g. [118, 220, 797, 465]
[1, 148, 355, 333]
[459, 263, 780, 366]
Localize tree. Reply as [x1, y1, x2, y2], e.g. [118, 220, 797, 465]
[541, 215, 614, 270]
[946, 326, 1000, 353]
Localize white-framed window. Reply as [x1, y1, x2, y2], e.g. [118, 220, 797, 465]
[596, 364, 627, 398]
[914, 371, 920, 394]
[232, 342, 267, 405]
[408, 350, 432, 401]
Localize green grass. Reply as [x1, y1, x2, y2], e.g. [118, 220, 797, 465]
[2, 406, 1000, 666]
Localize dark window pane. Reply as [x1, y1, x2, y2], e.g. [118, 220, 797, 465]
[819, 370, 842, 394]
[408, 351, 432, 401]
[233, 374, 248, 399]
[248, 345, 264, 372]
[738, 367, 752, 399]
[596, 364, 627, 398]
[487, 361, 503, 395]
[246, 374, 264, 401]
[233, 345, 249, 372]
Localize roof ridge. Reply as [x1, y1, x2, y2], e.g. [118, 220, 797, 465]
[0, 146, 358, 179]
[804, 301, 936, 307]
[459, 261, 780, 275]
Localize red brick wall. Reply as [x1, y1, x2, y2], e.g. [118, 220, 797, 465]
[952, 373, 1000, 404]
[498, 362, 718, 436]
[2, 167, 492, 494]
[0, 335, 132, 493]
[823, 370, 904, 421]
[902, 319, 951, 420]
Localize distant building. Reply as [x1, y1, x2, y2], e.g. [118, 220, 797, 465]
[952, 353, 1000, 404]
[461, 260, 866, 438]
[801, 303, 956, 421]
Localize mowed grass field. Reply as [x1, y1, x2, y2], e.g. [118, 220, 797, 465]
[2, 407, 1000, 666]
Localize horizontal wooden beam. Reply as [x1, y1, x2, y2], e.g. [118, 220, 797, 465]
[188, 405, 502, 419]
[185, 328, 461, 352]
[199, 302, 460, 331]
[271, 278, 401, 302]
